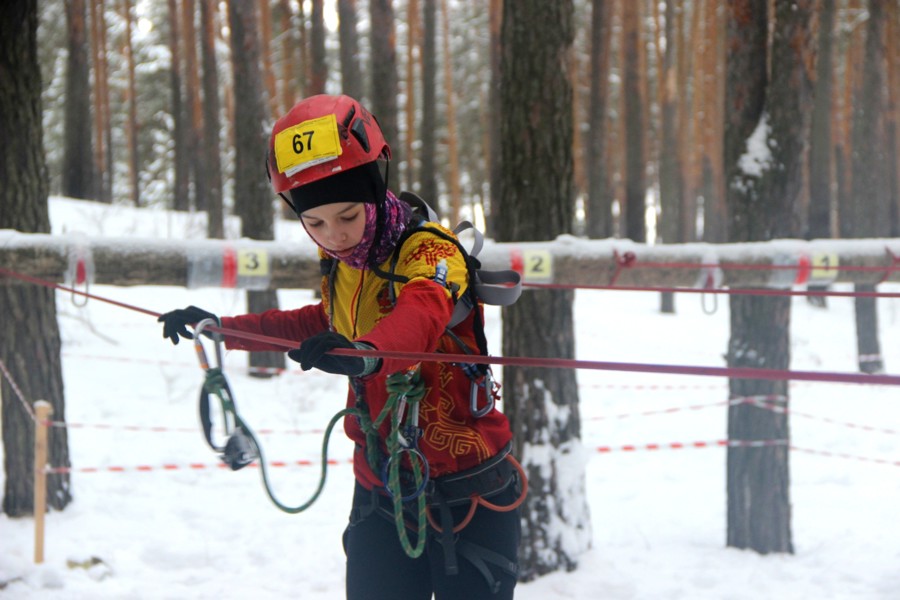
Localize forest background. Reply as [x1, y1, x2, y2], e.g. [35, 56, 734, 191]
[37, 0, 900, 245]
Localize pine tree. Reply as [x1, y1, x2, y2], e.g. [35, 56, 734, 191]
[497, 0, 590, 580]
[724, 0, 816, 554]
[0, 0, 72, 516]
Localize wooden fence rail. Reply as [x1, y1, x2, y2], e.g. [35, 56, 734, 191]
[2, 229, 900, 290]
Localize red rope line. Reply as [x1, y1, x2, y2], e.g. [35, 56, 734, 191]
[877, 248, 900, 284]
[619, 260, 900, 273]
[609, 250, 637, 285]
[523, 282, 900, 298]
[4, 266, 900, 386]
[0, 267, 161, 318]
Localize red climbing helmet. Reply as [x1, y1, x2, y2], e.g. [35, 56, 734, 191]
[267, 94, 391, 195]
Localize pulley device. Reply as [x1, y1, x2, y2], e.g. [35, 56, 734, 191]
[194, 319, 259, 470]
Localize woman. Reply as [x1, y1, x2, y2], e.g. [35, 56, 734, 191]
[159, 94, 523, 599]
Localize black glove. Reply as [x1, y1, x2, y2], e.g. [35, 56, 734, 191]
[287, 331, 380, 377]
[158, 305, 220, 345]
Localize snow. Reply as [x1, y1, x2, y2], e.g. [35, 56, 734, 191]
[738, 112, 772, 179]
[2, 197, 899, 598]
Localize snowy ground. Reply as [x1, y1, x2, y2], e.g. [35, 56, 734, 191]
[1, 198, 899, 598]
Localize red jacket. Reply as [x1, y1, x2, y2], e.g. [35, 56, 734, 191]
[220, 224, 513, 490]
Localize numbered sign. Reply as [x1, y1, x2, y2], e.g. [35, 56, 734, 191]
[236, 248, 271, 290]
[237, 249, 269, 277]
[273, 114, 342, 177]
[808, 253, 839, 284]
[523, 250, 553, 282]
[187, 247, 271, 290]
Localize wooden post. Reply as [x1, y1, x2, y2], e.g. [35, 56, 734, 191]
[33, 400, 52, 564]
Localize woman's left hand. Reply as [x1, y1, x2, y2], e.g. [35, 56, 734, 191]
[288, 332, 379, 377]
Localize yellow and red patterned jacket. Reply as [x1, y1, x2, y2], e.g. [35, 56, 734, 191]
[221, 222, 513, 490]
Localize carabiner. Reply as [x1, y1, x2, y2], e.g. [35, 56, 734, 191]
[382, 447, 430, 502]
[193, 318, 223, 372]
[469, 369, 496, 419]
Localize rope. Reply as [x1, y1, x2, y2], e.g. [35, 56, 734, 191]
[0, 357, 37, 422]
[607, 259, 900, 274]
[199, 355, 430, 558]
[378, 370, 428, 558]
[523, 282, 900, 299]
[200, 359, 355, 514]
[3, 266, 900, 386]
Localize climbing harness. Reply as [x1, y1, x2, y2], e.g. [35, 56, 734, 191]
[425, 442, 528, 579]
[349, 439, 528, 586]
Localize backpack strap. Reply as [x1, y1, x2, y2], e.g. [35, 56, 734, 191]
[399, 190, 439, 223]
[448, 220, 522, 328]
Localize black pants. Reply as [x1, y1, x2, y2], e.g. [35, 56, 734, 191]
[344, 481, 521, 600]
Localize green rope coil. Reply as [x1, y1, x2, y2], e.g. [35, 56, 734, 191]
[257, 406, 356, 514]
[204, 366, 429, 558]
[385, 394, 427, 558]
[358, 368, 428, 558]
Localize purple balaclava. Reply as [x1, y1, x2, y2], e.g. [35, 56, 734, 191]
[291, 162, 411, 270]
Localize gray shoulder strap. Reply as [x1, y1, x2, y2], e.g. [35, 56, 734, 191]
[398, 190, 439, 223]
[397, 191, 522, 328]
[448, 222, 522, 328]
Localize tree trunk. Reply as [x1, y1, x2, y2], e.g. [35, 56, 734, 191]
[277, 0, 296, 115]
[888, 4, 899, 237]
[338, 0, 363, 101]
[200, 0, 224, 239]
[369, 0, 400, 184]
[806, 0, 836, 308]
[89, 0, 111, 203]
[683, 0, 704, 241]
[440, 0, 461, 224]
[724, 0, 816, 555]
[419, 0, 438, 212]
[0, 0, 72, 516]
[586, 0, 612, 239]
[621, 0, 646, 242]
[726, 294, 792, 553]
[182, 0, 208, 213]
[658, 0, 684, 314]
[498, 0, 590, 581]
[168, 0, 190, 211]
[486, 0, 502, 235]
[227, 0, 284, 375]
[808, 0, 835, 241]
[700, 1, 726, 243]
[122, 0, 141, 207]
[404, 0, 418, 192]
[309, 0, 327, 95]
[296, 0, 309, 99]
[849, 0, 888, 374]
[258, 0, 277, 116]
[61, 0, 95, 200]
